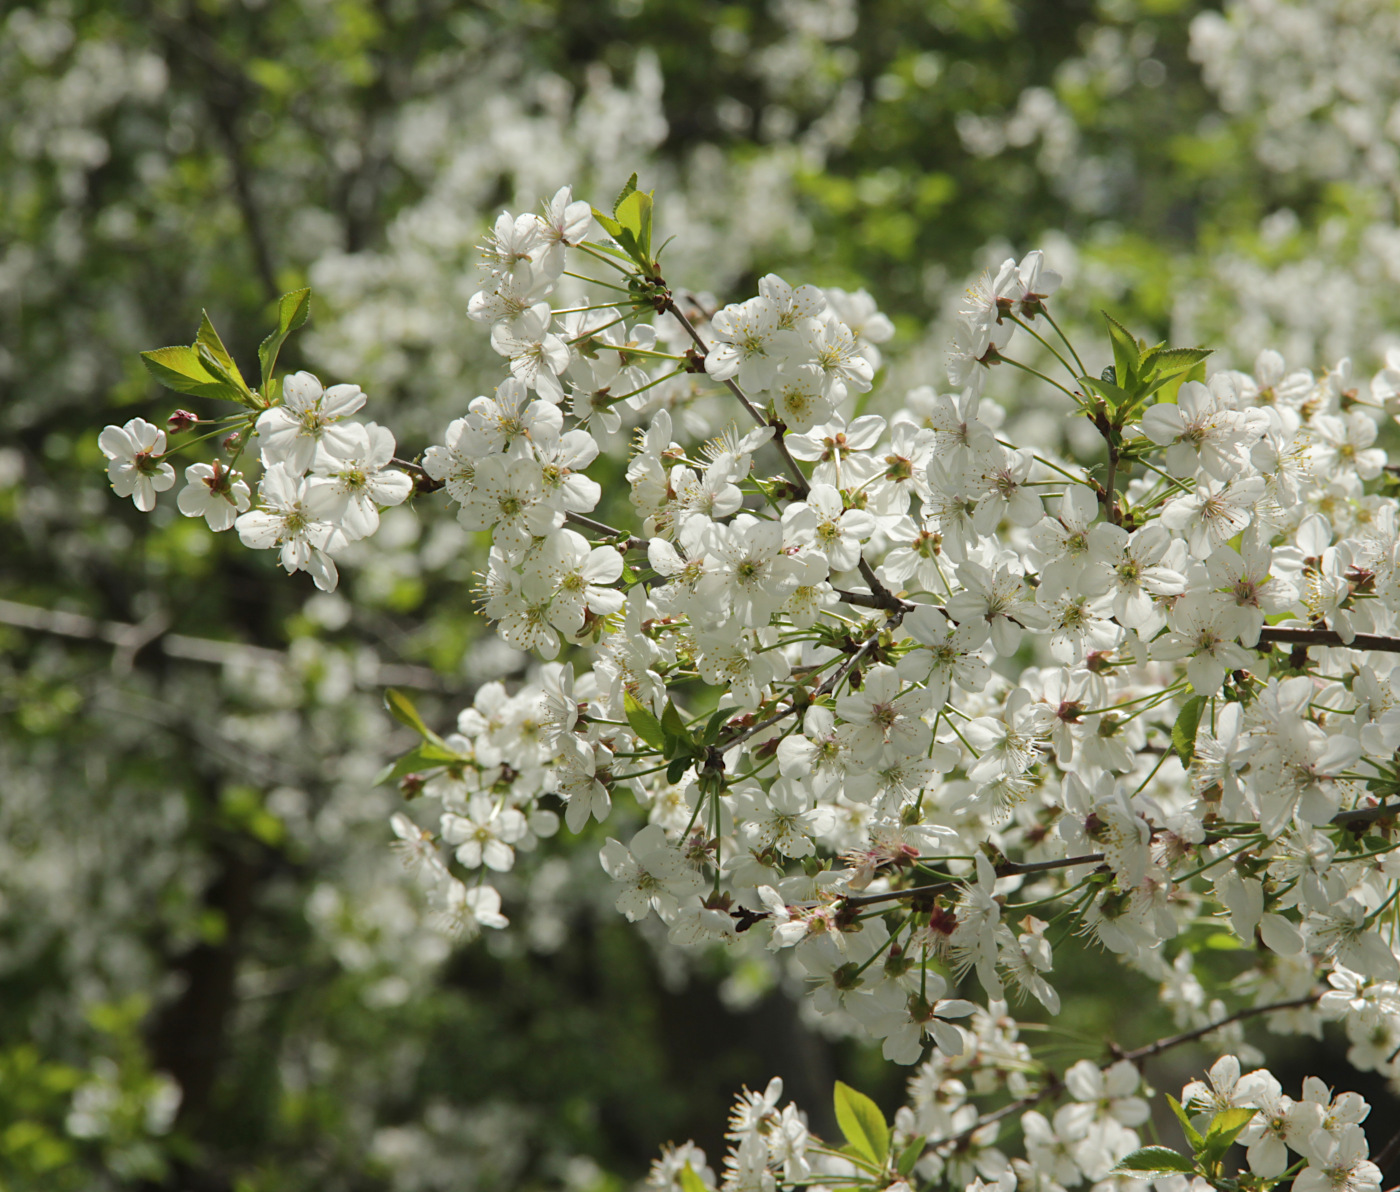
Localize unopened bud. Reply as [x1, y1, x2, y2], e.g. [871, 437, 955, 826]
[222, 432, 244, 453]
[168, 409, 199, 432]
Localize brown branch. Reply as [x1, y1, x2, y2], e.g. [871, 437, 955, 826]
[1258, 626, 1400, 655]
[1117, 993, 1322, 1063]
[391, 456, 443, 494]
[1332, 803, 1400, 828]
[1375, 1122, 1400, 1176]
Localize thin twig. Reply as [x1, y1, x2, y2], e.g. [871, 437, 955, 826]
[563, 511, 648, 552]
[661, 298, 811, 499]
[0, 598, 446, 690]
[1117, 993, 1321, 1063]
[718, 612, 902, 752]
[840, 852, 1107, 909]
[391, 457, 444, 494]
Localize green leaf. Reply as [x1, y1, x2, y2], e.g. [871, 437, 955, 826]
[1141, 345, 1212, 383]
[1154, 354, 1210, 406]
[895, 1135, 926, 1177]
[1167, 1095, 1204, 1151]
[661, 701, 691, 753]
[700, 707, 732, 746]
[195, 312, 250, 397]
[383, 688, 446, 747]
[833, 1081, 889, 1168]
[195, 342, 253, 403]
[678, 1164, 709, 1192]
[1172, 696, 1205, 766]
[140, 344, 240, 400]
[1103, 312, 1144, 392]
[614, 188, 653, 262]
[624, 691, 667, 752]
[374, 744, 450, 786]
[1079, 374, 1134, 408]
[666, 756, 691, 785]
[612, 172, 639, 216]
[589, 210, 626, 240]
[1113, 1147, 1197, 1178]
[258, 287, 312, 389]
[1201, 1106, 1256, 1165]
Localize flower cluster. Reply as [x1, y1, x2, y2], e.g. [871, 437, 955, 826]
[101, 369, 413, 591]
[115, 182, 1400, 1180]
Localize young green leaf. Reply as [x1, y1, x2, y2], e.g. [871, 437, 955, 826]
[700, 707, 732, 746]
[1079, 374, 1134, 409]
[895, 1135, 926, 1177]
[1199, 1105, 1256, 1168]
[383, 688, 446, 747]
[140, 345, 241, 400]
[1166, 1094, 1205, 1151]
[833, 1081, 889, 1168]
[677, 1164, 709, 1192]
[196, 312, 249, 391]
[1112, 1147, 1197, 1178]
[625, 691, 667, 752]
[258, 287, 312, 388]
[591, 208, 625, 240]
[613, 172, 639, 216]
[1103, 312, 1145, 393]
[1172, 696, 1205, 766]
[614, 188, 654, 263]
[372, 739, 459, 789]
[661, 701, 691, 752]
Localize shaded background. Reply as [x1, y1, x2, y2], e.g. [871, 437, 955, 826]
[3, 0, 1400, 1187]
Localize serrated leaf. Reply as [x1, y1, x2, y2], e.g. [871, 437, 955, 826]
[195, 312, 250, 398]
[833, 1081, 889, 1168]
[258, 287, 311, 388]
[615, 188, 653, 262]
[1103, 312, 1144, 392]
[624, 691, 666, 751]
[383, 688, 446, 747]
[895, 1135, 926, 1177]
[140, 345, 240, 400]
[1205, 1105, 1256, 1142]
[613, 172, 639, 216]
[1172, 696, 1204, 766]
[591, 208, 625, 239]
[1142, 345, 1212, 379]
[196, 342, 252, 402]
[678, 1164, 708, 1192]
[1113, 1146, 1196, 1178]
[1167, 1094, 1204, 1151]
[700, 707, 731, 746]
[661, 701, 690, 747]
[1079, 374, 1134, 407]
[1155, 355, 1210, 406]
